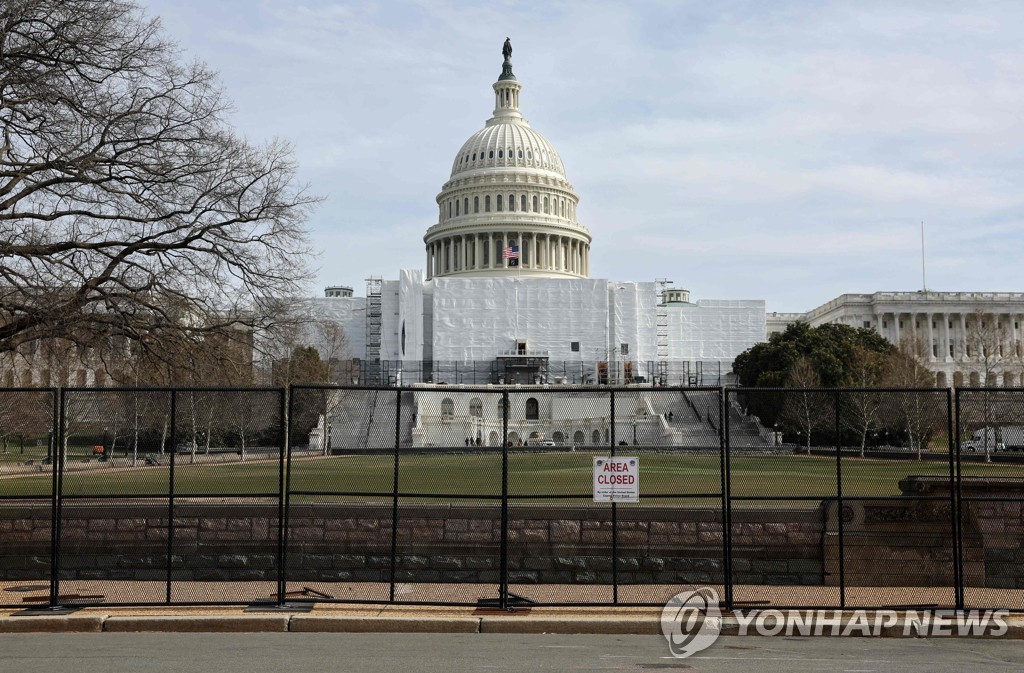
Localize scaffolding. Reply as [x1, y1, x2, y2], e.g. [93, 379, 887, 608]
[655, 278, 672, 384]
[364, 277, 383, 384]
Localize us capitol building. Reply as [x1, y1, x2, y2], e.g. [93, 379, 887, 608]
[308, 43, 765, 389]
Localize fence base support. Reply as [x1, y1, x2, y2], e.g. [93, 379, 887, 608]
[476, 593, 535, 611]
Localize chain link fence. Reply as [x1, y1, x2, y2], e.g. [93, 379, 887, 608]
[1, 385, 1023, 611]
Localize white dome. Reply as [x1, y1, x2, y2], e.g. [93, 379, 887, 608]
[424, 44, 591, 281]
[450, 123, 566, 179]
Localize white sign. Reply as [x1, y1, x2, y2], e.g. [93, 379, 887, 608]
[593, 456, 639, 502]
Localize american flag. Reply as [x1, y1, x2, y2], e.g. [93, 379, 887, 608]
[502, 245, 519, 261]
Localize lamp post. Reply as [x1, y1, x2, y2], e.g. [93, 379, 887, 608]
[632, 418, 638, 446]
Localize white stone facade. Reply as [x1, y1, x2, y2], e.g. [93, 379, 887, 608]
[768, 292, 1024, 386]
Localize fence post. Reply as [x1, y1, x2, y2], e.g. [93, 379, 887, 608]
[47, 388, 61, 609]
[166, 389, 177, 604]
[834, 389, 845, 608]
[721, 387, 732, 610]
[389, 388, 401, 602]
[610, 388, 617, 604]
[277, 387, 291, 607]
[951, 388, 964, 611]
[499, 389, 509, 610]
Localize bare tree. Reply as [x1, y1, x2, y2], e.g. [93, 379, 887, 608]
[883, 335, 943, 460]
[0, 0, 316, 361]
[960, 311, 1013, 461]
[781, 356, 828, 453]
[843, 345, 885, 457]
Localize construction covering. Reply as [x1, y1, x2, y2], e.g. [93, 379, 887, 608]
[430, 277, 610, 361]
[303, 296, 367, 363]
[666, 299, 766, 361]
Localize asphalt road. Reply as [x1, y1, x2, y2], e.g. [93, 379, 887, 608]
[0, 633, 1020, 673]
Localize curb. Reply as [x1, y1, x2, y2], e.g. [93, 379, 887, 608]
[290, 616, 479, 633]
[1, 613, 1022, 636]
[480, 617, 660, 635]
[102, 616, 290, 633]
[0, 615, 105, 633]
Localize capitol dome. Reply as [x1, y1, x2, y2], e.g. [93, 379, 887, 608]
[424, 42, 591, 280]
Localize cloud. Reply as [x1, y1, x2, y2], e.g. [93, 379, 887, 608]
[140, 0, 1024, 312]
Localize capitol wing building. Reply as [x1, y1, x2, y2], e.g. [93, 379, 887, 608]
[308, 47, 766, 391]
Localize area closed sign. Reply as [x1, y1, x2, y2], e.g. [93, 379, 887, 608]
[593, 457, 639, 502]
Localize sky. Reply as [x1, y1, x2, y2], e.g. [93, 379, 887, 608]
[141, 0, 1024, 312]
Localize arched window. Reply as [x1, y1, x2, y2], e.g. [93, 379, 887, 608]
[441, 398, 454, 417]
[518, 149, 523, 159]
[573, 431, 585, 445]
[544, 197, 549, 214]
[508, 194, 515, 211]
[455, 200, 459, 216]
[474, 196, 479, 213]
[448, 201, 452, 218]
[469, 398, 483, 417]
[498, 149, 503, 159]
[561, 200, 566, 217]
[936, 372, 948, 388]
[464, 198, 468, 214]
[521, 195, 527, 212]
[969, 371, 981, 386]
[527, 150, 532, 160]
[472, 152, 476, 160]
[485, 195, 491, 212]
[552, 431, 565, 444]
[497, 397, 508, 416]
[532, 195, 538, 212]
[592, 430, 601, 444]
[953, 371, 964, 388]
[489, 150, 494, 159]
[496, 196, 503, 212]
[525, 397, 539, 420]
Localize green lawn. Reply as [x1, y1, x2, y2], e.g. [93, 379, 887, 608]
[1, 451, 1019, 502]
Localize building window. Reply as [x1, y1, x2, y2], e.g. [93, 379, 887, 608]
[474, 196, 479, 213]
[508, 194, 515, 211]
[950, 344, 954, 357]
[441, 398, 454, 417]
[496, 196, 503, 212]
[464, 197, 468, 214]
[532, 195, 538, 212]
[455, 200, 459, 216]
[485, 195, 491, 212]
[570, 341, 580, 352]
[521, 194, 527, 212]
[469, 398, 483, 418]
[489, 150, 494, 159]
[525, 397, 539, 420]
[620, 343, 629, 355]
[863, 321, 871, 328]
[518, 149, 523, 159]
[882, 320, 887, 328]
[498, 149, 503, 159]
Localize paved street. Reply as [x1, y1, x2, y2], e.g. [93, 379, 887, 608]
[0, 633, 1020, 673]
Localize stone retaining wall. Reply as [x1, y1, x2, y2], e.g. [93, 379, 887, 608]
[0, 502, 823, 586]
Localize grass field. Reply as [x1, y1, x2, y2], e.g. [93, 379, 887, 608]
[1, 450, 1020, 502]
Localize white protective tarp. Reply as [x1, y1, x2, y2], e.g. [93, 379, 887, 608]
[666, 299, 766, 362]
[301, 296, 367, 361]
[430, 277, 610, 361]
[397, 269, 424, 361]
[611, 281, 659, 363]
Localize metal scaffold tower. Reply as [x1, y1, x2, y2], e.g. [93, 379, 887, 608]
[364, 276, 383, 384]
[655, 278, 672, 383]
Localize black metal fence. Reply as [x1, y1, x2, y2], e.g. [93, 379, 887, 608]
[1, 385, 1023, 611]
